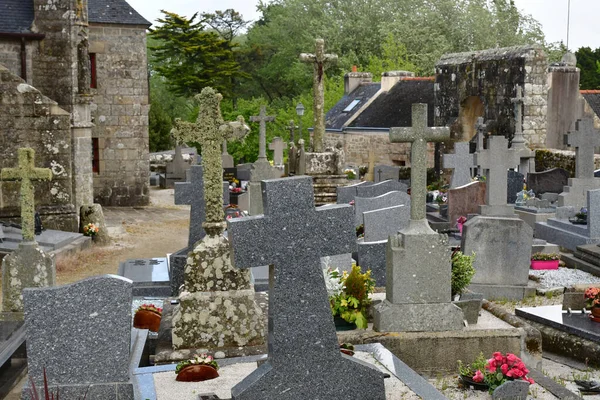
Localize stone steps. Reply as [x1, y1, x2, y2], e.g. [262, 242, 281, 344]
[311, 175, 351, 206]
[561, 253, 600, 277]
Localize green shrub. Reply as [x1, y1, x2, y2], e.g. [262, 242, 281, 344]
[451, 251, 476, 297]
[531, 252, 560, 261]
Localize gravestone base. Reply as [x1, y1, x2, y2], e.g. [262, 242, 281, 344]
[467, 284, 536, 301]
[1, 242, 55, 313]
[171, 289, 265, 350]
[22, 382, 134, 400]
[373, 301, 464, 332]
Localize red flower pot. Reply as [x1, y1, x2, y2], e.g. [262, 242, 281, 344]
[133, 309, 162, 332]
[530, 260, 559, 270]
[591, 307, 600, 320]
[176, 365, 219, 382]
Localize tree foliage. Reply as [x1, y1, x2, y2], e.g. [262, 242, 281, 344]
[576, 47, 600, 90]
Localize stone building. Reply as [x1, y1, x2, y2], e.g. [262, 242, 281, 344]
[0, 0, 150, 231]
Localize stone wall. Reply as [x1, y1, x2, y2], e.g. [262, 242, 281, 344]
[89, 23, 150, 206]
[0, 65, 77, 231]
[435, 46, 548, 148]
[0, 40, 35, 84]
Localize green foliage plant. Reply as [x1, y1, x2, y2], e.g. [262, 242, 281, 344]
[530, 253, 560, 261]
[457, 352, 487, 378]
[328, 264, 375, 329]
[451, 251, 476, 297]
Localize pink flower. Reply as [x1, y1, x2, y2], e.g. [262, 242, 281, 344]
[506, 353, 518, 366]
[493, 352, 503, 362]
[528, 378, 535, 385]
[486, 359, 497, 372]
[473, 370, 484, 383]
[501, 363, 509, 375]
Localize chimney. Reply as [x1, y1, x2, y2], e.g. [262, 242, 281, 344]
[344, 71, 372, 95]
[381, 71, 414, 91]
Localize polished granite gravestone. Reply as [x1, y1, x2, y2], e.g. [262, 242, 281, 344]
[227, 176, 386, 399]
[447, 181, 486, 227]
[516, 305, 600, 344]
[336, 181, 373, 204]
[527, 168, 570, 195]
[0, 321, 26, 398]
[363, 205, 410, 242]
[0, 225, 87, 255]
[118, 258, 170, 297]
[354, 191, 411, 226]
[443, 142, 476, 188]
[22, 275, 133, 399]
[507, 170, 525, 204]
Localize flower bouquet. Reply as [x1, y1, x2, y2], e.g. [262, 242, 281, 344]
[458, 352, 534, 393]
[82, 222, 99, 237]
[585, 287, 600, 320]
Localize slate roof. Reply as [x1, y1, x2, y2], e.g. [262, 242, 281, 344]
[0, 0, 35, 34]
[325, 83, 381, 130]
[88, 0, 151, 26]
[348, 78, 435, 128]
[582, 90, 600, 119]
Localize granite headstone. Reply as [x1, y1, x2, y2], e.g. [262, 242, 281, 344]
[507, 170, 524, 204]
[447, 181, 486, 227]
[354, 191, 411, 226]
[526, 168, 570, 195]
[443, 142, 475, 188]
[363, 205, 410, 242]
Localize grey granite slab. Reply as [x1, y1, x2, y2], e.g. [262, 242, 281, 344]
[336, 181, 373, 204]
[507, 170, 525, 204]
[118, 258, 170, 297]
[357, 240, 387, 286]
[356, 180, 408, 199]
[363, 204, 410, 242]
[516, 305, 599, 343]
[227, 176, 386, 399]
[22, 275, 133, 390]
[354, 191, 410, 226]
[527, 168, 570, 195]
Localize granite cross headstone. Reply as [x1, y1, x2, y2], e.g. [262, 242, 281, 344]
[174, 87, 249, 236]
[1, 148, 52, 241]
[511, 86, 535, 176]
[250, 105, 275, 162]
[268, 137, 285, 166]
[22, 275, 133, 398]
[443, 142, 475, 188]
[227, 176, 385, 399]
[475, 135, 519, 216]
[300, 39, 338, 152]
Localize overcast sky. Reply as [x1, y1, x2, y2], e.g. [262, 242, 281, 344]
[127, 0, 600, 51]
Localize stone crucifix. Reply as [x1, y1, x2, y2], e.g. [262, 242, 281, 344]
[300, 39, 338, 153]
[511, 85, 535, 176]
[389, 104, 449, 231]
[475, 117, 488, 177]
[174, 87, 249, 236]
[227, 176, 385, 399]
[287, 120, 298, 144]
[443, 142, 475, 188]
[568, 118, 600, 180]
[250, 105, 275, 162]
[1, 148, 52, 241]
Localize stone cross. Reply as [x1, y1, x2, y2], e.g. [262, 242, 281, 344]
[174, 165, 206, 248]
[567, 118, 600, 180]
[250, 105, 275, 162]
[287, 120, 298, 144]
[1, 148, 52, 241]
[300, 39, 338, 153]
[268, 137, 285, 166]
[511, 85, 535, 176]
[227, 176, 385, 399]
[475, 117, 487, 153]
[443, 142, 475, 188]
[475, 135, 520, 216]
[174, 87, 249, 236]
[389, 104, 449, 229]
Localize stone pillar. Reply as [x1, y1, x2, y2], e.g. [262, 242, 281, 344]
[72, 98, 94, 210]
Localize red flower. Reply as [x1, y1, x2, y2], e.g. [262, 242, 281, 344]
[473, 370, 484, 383]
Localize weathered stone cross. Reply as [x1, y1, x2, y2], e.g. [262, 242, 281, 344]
[389, 104, 449, 230]
[475, 117, 487, 153]
[443, 142, 475, 188]
[250, 105, 275, 162]
[567, 118, 600, 180]
[1, 148, 52, 241]
[511, 85, 535, 176]
[174, 87, 249, 236]
[268, 137, 285, 166]
[475, 135, 520, 216]
[287, 120, 298, 143]
[227, 176, 385, 399]
[300, 38, 338, 153]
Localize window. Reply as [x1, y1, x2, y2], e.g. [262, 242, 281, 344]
[343, 99, 361, 113]
[89, 53, 97, 88]
[92, 138, 99, 173]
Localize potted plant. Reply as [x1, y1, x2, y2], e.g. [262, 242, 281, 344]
[344, 168, 356, 180]
[435, 192, 448, 218]
[451, 251, 480, 324]
[325, 264, 375, 330]
[457, 352, 489, 391]
[82, 222, 99, 240]
[570, 207, 588, 224]
[175, 353, 219, 382]
[530, 253, 560, 270]
[133, 304, 162, 332]
[585, 287, 600, 320]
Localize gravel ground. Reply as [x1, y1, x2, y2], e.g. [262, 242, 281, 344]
[530, 267, 600, 289]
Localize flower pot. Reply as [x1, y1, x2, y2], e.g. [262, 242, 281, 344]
[459, 375, 488, 391]
[340, 348, 355, 356]
[176, 364, 219, 382]
[530, 260, 559, 270]
[492, 379, 530, 400]
[333, 316, 356, 331]
[591, 307, 600, 321]
[133, 309, 162, 332]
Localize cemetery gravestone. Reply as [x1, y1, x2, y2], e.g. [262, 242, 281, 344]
[443, 142, 475, 188]
[354, 191, 411, 226]
[527, 168, 570, 195]
[363, 205, 410, 242]
[336, 181, 372, 204]
[268, 137, 285, 167]
[175, 165, 208, 248]
[355, 180, 408, 199]
[447, 181, 486, 228]
[161, 145, 189, 188]
[511, 86, 535, 176]
[474, 117, 488, 177]
[118, 257, 169, 297]
[22, 275, 133, 399]
[1, 148, 55, 314]
[227, 176, 385, 399]
[374, 104, 463, 332]
[374, 165, 401, 182]
[507, 170, 525, 204]
[287, 141, 298, 176]
[222, 140, 234, 169]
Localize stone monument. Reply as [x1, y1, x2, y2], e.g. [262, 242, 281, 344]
[171, 87, 264, 350]
[373, 104, 464, 332]
[1, 148, 55, 314]
[443, 142, 475, 188]
[268, 136, 285, 167]
[511, 85, 535, 177]
[227, 176, 386, 399]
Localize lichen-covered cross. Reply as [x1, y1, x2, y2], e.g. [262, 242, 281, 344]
[174, 87, 249, 236]
[1, 148, 52, 241]
[389, 104, 449, 225]
[300, 39, 338, 152]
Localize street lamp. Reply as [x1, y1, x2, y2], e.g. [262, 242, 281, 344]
[296, 102, 305, 142]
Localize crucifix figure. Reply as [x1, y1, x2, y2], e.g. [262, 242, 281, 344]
[443, 142, 476, 188]
[389, 104, 450, 232]
[174, 87, 249, 236]
[250, 105, 275, 162]
[475, 135, 520, 216]
[300, 38, 338, 152]
[287, 120, 298, 144]
[1, 148, 52, 241]
[227, 176, 385, 399]
[510, 85, 535, 176]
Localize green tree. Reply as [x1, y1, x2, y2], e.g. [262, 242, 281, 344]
[576, 47, 600, 90]
[149, 11, 241, 98]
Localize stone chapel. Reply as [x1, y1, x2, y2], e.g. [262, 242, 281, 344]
[0, 0, 150, 231]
